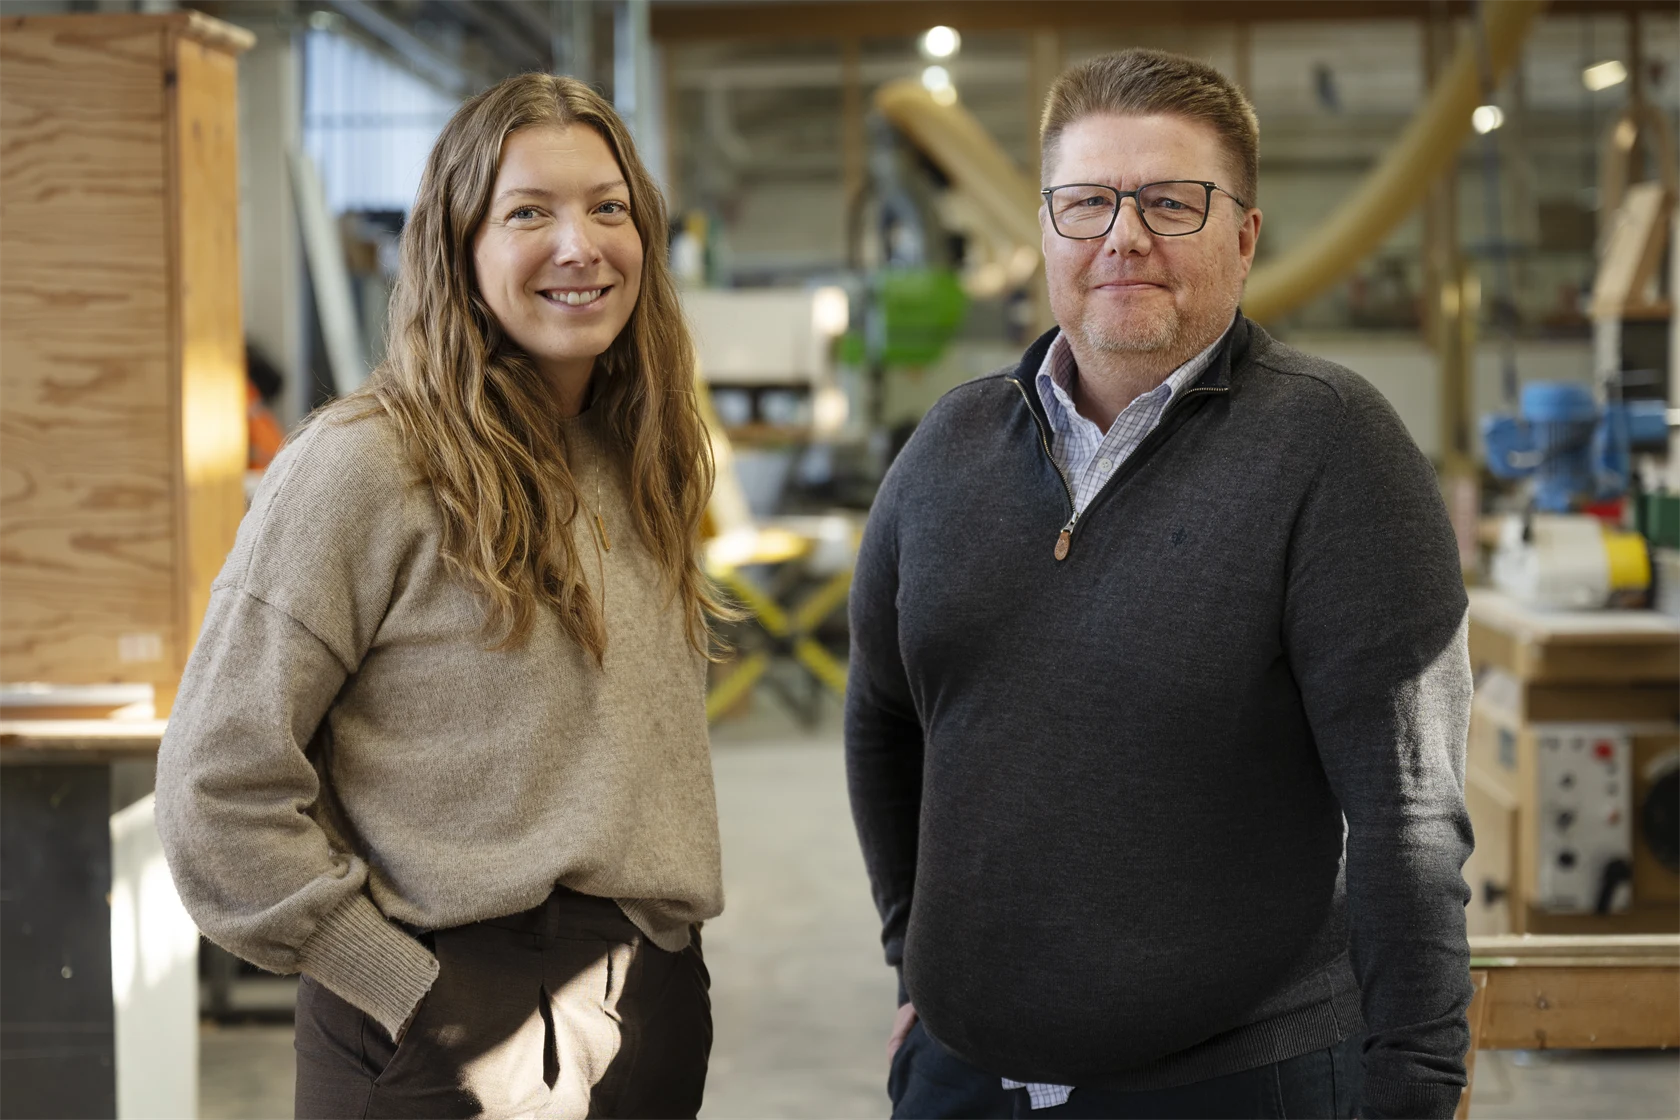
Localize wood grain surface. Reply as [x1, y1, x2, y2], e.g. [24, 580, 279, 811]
[172, 33, 247, 676]
[1, 14, 248, 710]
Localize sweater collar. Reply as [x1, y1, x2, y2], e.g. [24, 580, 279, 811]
[1011, 309, 1252, 431]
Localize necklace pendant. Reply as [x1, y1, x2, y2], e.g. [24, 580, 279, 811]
[594, 512, 611, 551]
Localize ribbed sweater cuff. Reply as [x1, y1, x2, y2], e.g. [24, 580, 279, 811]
[1359, 1073, 1466, 1120]
[300, 894, 439, 1040]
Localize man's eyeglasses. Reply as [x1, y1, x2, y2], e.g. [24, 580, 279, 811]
[1040, 181, 1249, 240]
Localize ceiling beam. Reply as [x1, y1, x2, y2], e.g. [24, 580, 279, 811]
[652, 0, 1677, 42]
[328, 0, 476, 93]
[436, 0, 551, 72]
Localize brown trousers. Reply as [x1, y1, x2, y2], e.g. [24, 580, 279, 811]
[294, 888, 711, 1119]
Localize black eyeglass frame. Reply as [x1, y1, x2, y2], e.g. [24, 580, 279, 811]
[1040, 180, 1251, 240]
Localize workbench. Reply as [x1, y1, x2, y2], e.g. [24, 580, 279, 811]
[1458, 934, 1680, 1119]
[1464, 589, 1680, 937]
[0, 719, 194, 1120]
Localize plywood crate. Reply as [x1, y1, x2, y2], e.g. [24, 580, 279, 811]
[1468, 674, 1679, 936]
[1, 12, 252, 714]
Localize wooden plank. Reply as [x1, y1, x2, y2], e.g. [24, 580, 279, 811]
[1465, 770, 1517, 937]
[1469, 934, 1680, 967]
[1520, 905, 1680, 936]
[1590, 183, 1672, 322]
[168, 28, 247, 716]
[1476, 965, 1680, 1049]
[0, 12, 252, 54]
[0, 718, 165, 761]
[0, 17, 180, 687]
[1469, 588, 1680, 645]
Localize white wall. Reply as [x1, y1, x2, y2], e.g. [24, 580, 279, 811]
[111, 795, 199, 1120]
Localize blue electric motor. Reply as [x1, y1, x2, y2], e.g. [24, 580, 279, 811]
[1482, 382, 1670, 512]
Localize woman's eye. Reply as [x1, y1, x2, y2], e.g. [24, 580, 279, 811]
[509, 206, 540, 221]
[596, 200, 630, 217]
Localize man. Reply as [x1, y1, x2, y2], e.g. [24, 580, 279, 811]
[846, 49, 1474, 1120]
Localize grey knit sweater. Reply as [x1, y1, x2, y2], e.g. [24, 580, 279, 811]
[846, 316, 1475, 1120]
[156, 406, 723, 1039]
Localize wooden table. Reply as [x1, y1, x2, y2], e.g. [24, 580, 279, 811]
[1458, 934, 1680, 1119]
[1, 720, 166, 1119]
[1467, 588, 1680, 685]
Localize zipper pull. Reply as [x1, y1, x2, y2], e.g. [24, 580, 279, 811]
[1054, 514, 1077, 561]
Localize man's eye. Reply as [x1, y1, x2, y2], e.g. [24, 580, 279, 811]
[1151, 198, 1187, 211]
[1075, 195, 1109, 208]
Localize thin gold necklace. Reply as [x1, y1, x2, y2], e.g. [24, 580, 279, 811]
[591, 455, 611, 552]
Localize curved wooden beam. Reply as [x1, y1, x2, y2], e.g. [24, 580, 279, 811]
[1243, 0, 1549, 321]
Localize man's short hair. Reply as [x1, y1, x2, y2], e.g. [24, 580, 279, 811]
[1040, 49, 1259, 207]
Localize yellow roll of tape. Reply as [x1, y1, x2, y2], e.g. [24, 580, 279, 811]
[1602, 527, 1652, 593]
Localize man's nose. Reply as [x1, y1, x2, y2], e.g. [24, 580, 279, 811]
[1104, 197, 1152, 254]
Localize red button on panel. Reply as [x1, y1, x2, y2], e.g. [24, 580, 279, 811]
[1593, 742, 1615, 761]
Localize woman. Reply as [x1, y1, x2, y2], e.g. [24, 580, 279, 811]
[157, 74, 727, 1120]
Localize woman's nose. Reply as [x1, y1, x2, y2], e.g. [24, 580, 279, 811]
[549, 216, 603, 266]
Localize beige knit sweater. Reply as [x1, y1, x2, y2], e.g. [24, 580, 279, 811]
[155, 406, 723, 1038]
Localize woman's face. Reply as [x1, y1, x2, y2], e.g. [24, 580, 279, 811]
[472, 123, 644, 395]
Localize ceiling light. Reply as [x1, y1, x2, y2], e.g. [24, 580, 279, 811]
[920, 64, 956, 105]
[1582, 60, 1628, 91]
[1471, 105, 1504, 134]
[920, 26, 961, 60]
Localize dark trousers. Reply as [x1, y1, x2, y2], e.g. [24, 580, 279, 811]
[294, 888, 711, 1119]
[888, 1021, 1363, 1120]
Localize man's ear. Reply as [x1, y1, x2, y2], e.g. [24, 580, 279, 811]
[1237, 207, 1262, 277]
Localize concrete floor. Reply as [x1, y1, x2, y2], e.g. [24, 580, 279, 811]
[200, 694, 1679, 1119]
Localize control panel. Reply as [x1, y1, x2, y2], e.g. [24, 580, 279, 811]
[1534, 726, 1634, 913]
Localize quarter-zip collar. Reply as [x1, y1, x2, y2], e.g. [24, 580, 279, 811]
[1005, 311, 1253, 562]
[1010, 310, 1250, 439]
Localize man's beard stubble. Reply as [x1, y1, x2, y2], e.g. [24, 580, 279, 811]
[1075, 300, 1182, 355]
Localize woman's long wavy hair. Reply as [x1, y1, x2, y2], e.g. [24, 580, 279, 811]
[327, 73, 727, 662]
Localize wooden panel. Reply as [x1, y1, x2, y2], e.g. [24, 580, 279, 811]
[1590, 183, 1673, 321]
[169, 30, 246, 709]
[1520, 684, 1680, 723]
[1478, 966, 1680, 1049]
[1467, 589, 1680, 685]
[0, 18, 178, 686]
[1469, 933, 1680, 965]
[1465, 771, 1516, 937]
[1522, 905, 1680, 935]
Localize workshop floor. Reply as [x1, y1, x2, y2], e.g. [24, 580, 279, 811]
[200, 694, 1680, 1120]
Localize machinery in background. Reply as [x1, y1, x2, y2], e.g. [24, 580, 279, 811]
[1482, 381, 1671, 610]
[683, 286, 854, 443]
[1483, 382, 1668, 513]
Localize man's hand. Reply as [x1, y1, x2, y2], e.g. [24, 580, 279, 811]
[887, 1001, 919, 1061]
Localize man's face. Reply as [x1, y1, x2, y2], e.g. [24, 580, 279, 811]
[1041, 113, 1260, 363]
